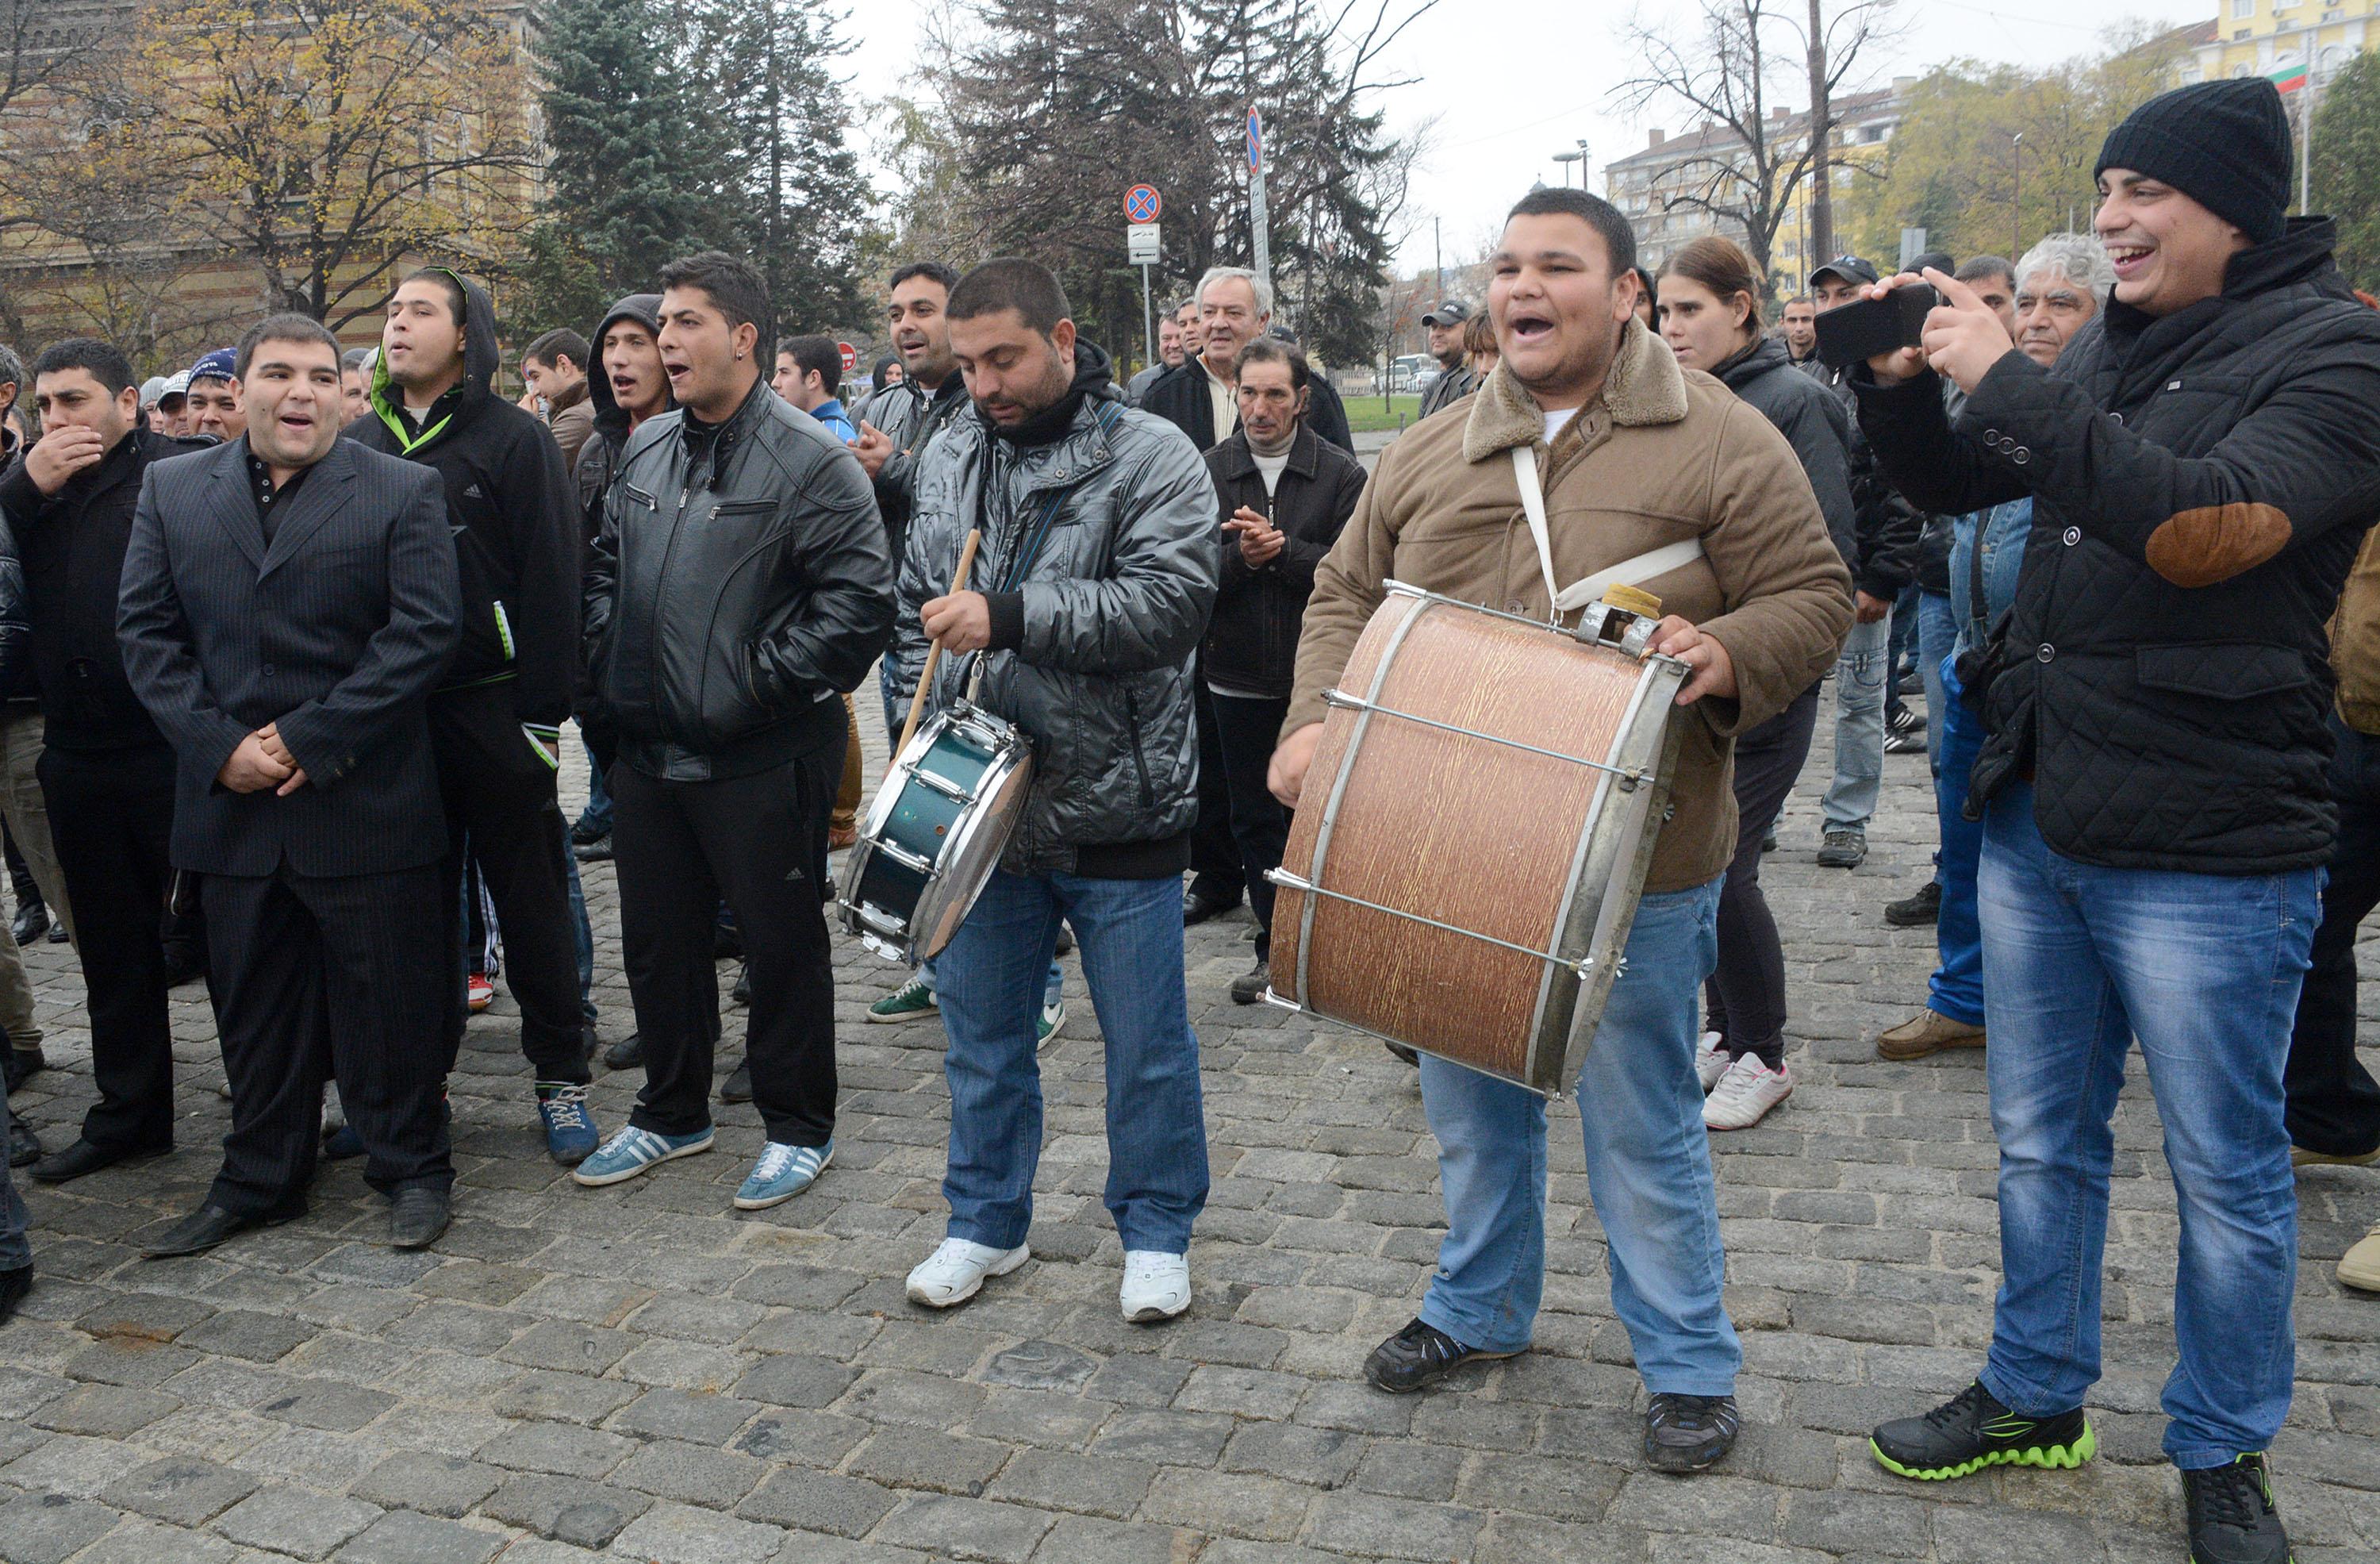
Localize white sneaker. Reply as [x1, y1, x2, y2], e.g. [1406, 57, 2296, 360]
[1694, 1031, 1730, 1093]
[1703, 1053, 1791, 1131]
[1119, 1250, 1191, 1323]
[905, 1237, 1030, 1309]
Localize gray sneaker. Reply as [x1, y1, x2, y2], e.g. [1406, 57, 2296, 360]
[1816, 828, 1868, 868]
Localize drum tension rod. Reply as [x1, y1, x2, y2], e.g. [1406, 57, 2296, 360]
[1319, 690, 1653, 790]
[1268, 869, 1598, 979]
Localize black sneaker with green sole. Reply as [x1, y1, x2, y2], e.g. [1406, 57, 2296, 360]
[1870, 1381, 2094, 1481]
[2183, 1453, 2291, 1564]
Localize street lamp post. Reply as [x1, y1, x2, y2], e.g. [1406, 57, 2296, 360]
[1552, 149, 1583, 187]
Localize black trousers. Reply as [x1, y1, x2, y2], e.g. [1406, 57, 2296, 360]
[2286, 717, 2380, 1157]
[203, 862, 452, 1212]
[1206, 690, 1292, 963]
[1705, 683, 1821, 1070]
[1188, 678, 1245, 905]
[37, 743, 181, 1151]
[612, 743, 840, 1147]
[430, 684, 586, 1083]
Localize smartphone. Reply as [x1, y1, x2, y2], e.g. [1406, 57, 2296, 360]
[1813, 284, 1939, 370]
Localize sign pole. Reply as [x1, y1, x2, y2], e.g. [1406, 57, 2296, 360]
[1140, 263, 1155, 375]
[1248, 107, 1271, 295]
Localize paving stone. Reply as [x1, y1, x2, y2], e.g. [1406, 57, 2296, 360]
[71, 1517, 245, 1564]
[605, 1500, 793, 1563]
[213, 1485, 381, 1559]
[983, 1449, 1154, 1519]
[178, 1308, 317, 1362]
[6, 1432, 155, 1498]
[332, 1508, 505, 1564]
[97, 1456, 261, 1524]
[610, 1439, 766, 1509]
[608, 1388, 762, 1444]
[29, 1381, 179, 1436]
[730, 1353, 858, 1408]
[346, 1451, 503, 1518]
[255, 1381, 395, 1431]
[0, 1491, 123, 1564]
[480, 1472, 650, 1548]
[735, 1469, 900, 1536]
[492, 1370, 640, 1426]
[478, 1420, 636, 1479]
[1030, 1512, 1192, 1564]
[869, 1493, 1054, 1562]
[844, 1428, 1010, 1497]
[1299, 1489, 1487, 1559]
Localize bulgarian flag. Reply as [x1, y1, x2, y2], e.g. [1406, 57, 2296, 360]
[2268, 60, 2309, 93]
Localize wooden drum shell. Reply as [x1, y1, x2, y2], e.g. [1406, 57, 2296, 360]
[1270, 588, 1683, 1095]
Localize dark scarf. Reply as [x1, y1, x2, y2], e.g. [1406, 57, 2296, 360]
[987, 340, 1117, 447]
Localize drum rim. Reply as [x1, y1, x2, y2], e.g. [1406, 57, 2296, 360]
[837, 703, 1031, 961]
[910, 739, 1034, 961]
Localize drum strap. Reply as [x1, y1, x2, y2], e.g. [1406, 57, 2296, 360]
[1511, 445, 1705, 618]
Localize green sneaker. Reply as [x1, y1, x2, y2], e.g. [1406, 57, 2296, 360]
[1036, 997, 1065, 1051]
[868, 976, 939, 1024]
[1871, 1382, 2094, 1481]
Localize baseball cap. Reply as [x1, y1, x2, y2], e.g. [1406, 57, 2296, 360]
[139, 376, 168, 409]
[1807, 256, 1879, 290]
[1421, 299, 1472, 326]
[187, 348, 237, 385]
[157, 371, 190, 406]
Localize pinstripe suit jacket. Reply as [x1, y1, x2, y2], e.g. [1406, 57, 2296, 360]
[117, 436, 463, 878]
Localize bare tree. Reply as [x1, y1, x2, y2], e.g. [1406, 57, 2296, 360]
[1610, 0, 1897, 282]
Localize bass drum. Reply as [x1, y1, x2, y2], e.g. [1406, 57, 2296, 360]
[1268, 583, 1685, 1096]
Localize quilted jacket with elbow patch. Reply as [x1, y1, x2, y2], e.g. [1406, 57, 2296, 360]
[1853, 217, 2380, 873]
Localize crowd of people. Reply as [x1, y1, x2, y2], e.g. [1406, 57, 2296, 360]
[0, 71, 2372, 1564]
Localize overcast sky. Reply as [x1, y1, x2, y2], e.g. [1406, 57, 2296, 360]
[840, 0, 2208, 275]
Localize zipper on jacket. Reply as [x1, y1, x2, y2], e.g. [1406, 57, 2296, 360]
[1122, 687, 1156, 809]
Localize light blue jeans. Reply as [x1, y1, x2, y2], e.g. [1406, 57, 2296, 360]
[1977, 787, 2317, 1467]
[935, 870, 1207, 1254]
[1915, 590, 1955, 778]
[1821, 610, 1892, 832]
[1415, 880, 1739, 1396]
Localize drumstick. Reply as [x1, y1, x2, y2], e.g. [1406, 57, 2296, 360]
[898, 528, 981, 757]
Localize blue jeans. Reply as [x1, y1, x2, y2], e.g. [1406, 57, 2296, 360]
[918, 955, 1062, 1009]
[1884, 583, 1921, 723]
[1977, 789, 2317, 1467]
[566, 851, 599, 1026]
[936, 869, 1207, 1253]
[576, 732, 613, 836]
[1415, 880, 1739, 1395]
[1915, 590, 1955, 778]
[1822, 610, 1891, 832]
[1926, 653, 1985, 1027]
[879, 662, 908, 755]
[0, 1139, 27, 1269]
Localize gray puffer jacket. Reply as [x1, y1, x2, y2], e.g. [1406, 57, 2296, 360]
[895, 379, 1219, 876]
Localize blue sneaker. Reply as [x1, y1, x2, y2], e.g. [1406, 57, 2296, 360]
[536, 1084, 600, 1166]
[572, 1123, 715, 1187]
[733, 1139, 833, 1210]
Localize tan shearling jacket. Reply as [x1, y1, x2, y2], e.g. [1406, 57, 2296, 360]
[1287, 318, 1853, 892]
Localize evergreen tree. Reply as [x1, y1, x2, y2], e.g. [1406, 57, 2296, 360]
[694, 0, 874, 335]
[926, 0, 1420, 367]
[521, 0, 725, 329]
[2312, 49, 2380, 296]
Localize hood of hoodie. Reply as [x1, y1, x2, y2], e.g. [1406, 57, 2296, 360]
[586, 292, 670, 447]
[367, 267, 499, 455]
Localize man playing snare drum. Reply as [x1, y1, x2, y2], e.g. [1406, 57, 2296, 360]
[891, 258, 1221, 1323]
[1272, 187, 1851, 1472]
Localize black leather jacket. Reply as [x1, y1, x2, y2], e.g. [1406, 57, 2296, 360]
[585, 376, 895, 782]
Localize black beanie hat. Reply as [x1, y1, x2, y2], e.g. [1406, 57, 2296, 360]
[2094, 79, 2293, 246]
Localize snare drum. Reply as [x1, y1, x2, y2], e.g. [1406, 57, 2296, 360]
[1266, 582, 1686, 1096]
[838, 705, 1035, 966]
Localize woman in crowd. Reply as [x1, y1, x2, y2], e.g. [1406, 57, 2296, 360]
[1656, 236, 1859, 1129]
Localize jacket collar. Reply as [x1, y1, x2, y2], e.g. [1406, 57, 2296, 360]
[1214, 422, 1319, 482]
[205, 436, 356, 574]
[2102, 217, 2347, 346]
[1461, 316, 1687, 463]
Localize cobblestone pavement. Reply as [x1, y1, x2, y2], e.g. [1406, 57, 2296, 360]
[4, 676, 2378, 1564]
